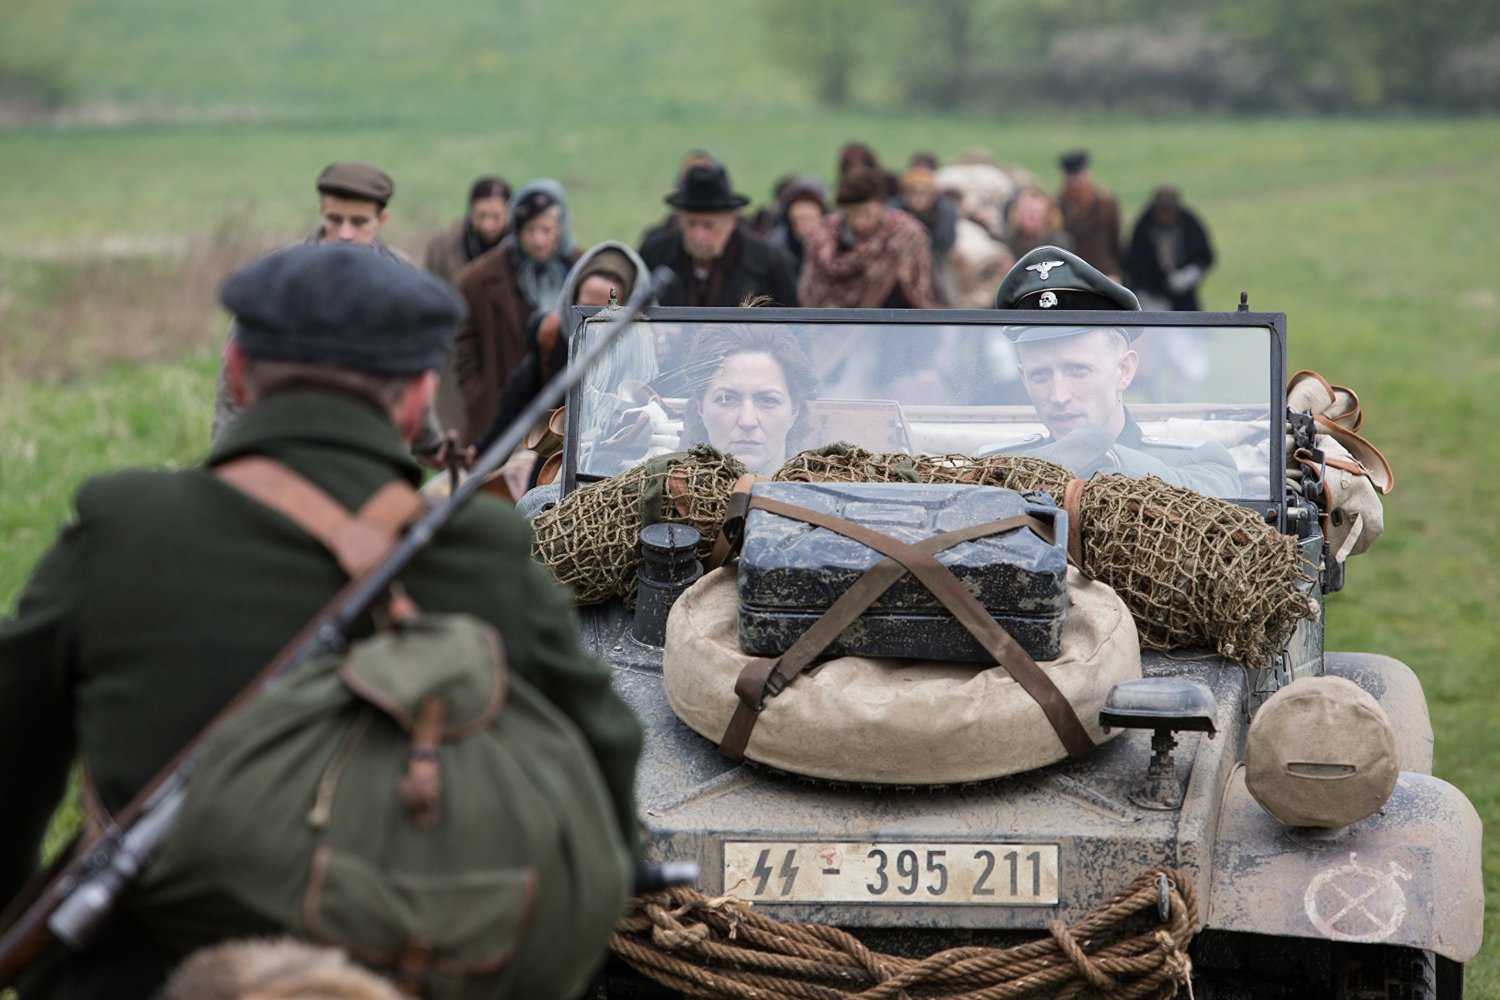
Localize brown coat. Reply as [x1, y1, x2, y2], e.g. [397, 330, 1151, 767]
[422, 217, 472, 286]
[452, 240, 580, 445]
[1060, 187, 1124, 278]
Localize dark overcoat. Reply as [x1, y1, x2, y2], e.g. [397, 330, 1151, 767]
[0, 393, 642, 998]
[638, 221, 799, 308]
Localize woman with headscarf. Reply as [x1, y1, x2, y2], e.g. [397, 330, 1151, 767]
[764, 174, 827, 275]
[452, 179, 581, 445]
[798, 168, 939, 310]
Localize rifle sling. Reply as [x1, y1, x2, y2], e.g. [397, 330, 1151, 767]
[719, 497, 1095, 761]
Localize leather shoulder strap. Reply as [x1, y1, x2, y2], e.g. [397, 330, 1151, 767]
[214, 456, 424, 577]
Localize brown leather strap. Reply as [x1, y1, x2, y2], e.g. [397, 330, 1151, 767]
[215, 457, 423, 576]
[720, 514, 1055, 760]
[398, 698, 447, 829]
[1312, 415, 1393, 494]
[535, 311, 562, 385]
[720, 498, 1094, 760]
[1061, 478, 1087, 570]
[706, 473, 767, 570]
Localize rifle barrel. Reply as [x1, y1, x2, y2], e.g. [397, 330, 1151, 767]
[0, 267, 674, 987]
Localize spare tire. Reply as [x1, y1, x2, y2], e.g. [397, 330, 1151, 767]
[663, 567, 1140, 784]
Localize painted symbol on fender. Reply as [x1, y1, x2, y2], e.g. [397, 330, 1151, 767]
[1304, 852, 1411, 943]
[1027, 260, 1065, 280]
[818, 846, 843, 874]
[1039, 290, 1058, 308]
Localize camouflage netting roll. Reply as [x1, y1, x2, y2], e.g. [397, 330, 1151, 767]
[775, 443, 1074, 498]
[530, 445, 747, 605]
[1073, 474, 1314, 665]
[532, 443, 1314, 666]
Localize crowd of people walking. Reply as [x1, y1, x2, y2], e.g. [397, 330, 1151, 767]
[419, 142, 1216, 448]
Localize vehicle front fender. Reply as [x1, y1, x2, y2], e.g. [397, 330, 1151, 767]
[1324, 652, 1433, 774]
[1206, 766, 1482, 963]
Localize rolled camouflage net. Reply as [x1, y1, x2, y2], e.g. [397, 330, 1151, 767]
[775, 443, 1074, 498]
[530, 445, 747, 606]
[532, 443, 1314, 666]
[1067, 473, 1313, 665]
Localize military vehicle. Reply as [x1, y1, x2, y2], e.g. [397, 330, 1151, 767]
[522, 303, 1482, 999]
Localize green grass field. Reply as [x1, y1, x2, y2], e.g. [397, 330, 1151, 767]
[2, 0, 1498, 990]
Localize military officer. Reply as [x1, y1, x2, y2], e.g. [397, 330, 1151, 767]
[0, 244, 642, 998]
[988, 246, 1242, 498]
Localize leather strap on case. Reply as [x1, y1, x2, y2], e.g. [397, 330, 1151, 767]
[706, 473, 767, 570]
[719, 497, 1094, 761]
[215, 457, 424, 577]
[1061, 478, 1087, 570]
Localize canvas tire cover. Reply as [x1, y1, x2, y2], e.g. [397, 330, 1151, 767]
[664, 566, 1140, 783]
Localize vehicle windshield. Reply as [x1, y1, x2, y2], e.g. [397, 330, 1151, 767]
[569, 313, 1276, 500]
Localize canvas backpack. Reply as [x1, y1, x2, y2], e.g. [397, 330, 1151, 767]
[126, 457, 634, 999]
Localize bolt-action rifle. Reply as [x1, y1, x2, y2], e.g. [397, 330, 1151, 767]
[0, 267, 682, 988]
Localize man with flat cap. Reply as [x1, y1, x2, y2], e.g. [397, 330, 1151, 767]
[639, 161, 799, 308]
[0, 244, 642, 998]
[210, 160, 446, 458]
[987, 245, 1241, 497]
[1056, 150, 1123, 278]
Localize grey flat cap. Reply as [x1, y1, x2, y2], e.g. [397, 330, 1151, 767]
[221, 243, 463, 374]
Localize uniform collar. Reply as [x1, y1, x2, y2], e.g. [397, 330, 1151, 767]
[207, 391, 423, 486]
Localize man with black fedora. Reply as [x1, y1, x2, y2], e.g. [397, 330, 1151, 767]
[0, 243, 642, 997]
[639, 161, 799, 307]
[985, 245, 1241, 496]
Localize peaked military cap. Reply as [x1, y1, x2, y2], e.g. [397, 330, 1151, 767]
[996, 245, 1139, 343]
[221, 243, 463, 375]
[316, 160, 395, 207]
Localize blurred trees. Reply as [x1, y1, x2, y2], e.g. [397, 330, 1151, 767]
[757, 0, 1500, 113]
[757, 0, 876, 107]
[0, 0, 78, 111]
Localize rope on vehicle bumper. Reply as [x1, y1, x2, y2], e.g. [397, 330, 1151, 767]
[610, 866, 1198, 1000]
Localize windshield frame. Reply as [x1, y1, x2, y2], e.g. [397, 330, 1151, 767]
[561, 305, 1288, 520]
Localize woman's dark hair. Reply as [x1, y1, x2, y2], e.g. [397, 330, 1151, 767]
[468, 175, 512, 204]
[679, 324, 817, 455]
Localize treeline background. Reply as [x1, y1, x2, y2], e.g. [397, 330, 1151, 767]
[764, 0, 1500, 114]
[5, 0, 1500, 121]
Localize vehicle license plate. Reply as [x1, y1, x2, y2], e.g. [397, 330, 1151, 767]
[722, 841, 1059, 905]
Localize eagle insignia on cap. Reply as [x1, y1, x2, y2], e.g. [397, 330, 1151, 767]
[1038, 291, 1058, 308]
[1027, 260, 1065, 280]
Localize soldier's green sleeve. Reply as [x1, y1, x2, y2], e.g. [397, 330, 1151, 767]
[0, 516, 84, 903]
[512, 554, 644, 858]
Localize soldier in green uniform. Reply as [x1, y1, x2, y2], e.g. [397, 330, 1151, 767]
[0, 243, 643, 997]
[988, 245, 1242, 498]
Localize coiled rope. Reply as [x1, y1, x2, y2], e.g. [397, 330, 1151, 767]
[611, 866, 1197, 999]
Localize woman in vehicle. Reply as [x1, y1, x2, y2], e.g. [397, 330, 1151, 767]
[679, 324, 817, 476]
